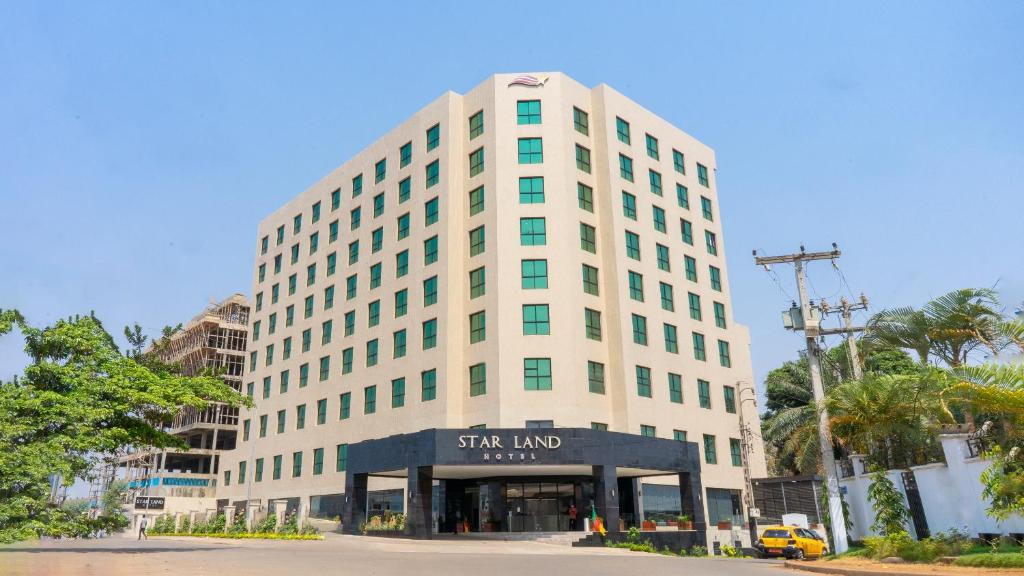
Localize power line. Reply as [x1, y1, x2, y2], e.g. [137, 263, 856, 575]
[832, 261, 859, 302]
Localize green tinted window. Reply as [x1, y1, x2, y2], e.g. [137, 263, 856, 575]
[573, 107, 589, 135]
[636, 365, 651, 397]
[588, 361, 605, 394]
[522, 304, 550, 335]
[470, 267, 485, 298]
[521, 259, 548, 289]
[519, 176, 544, 204]
[524, 358, 552, 390]
[469, 110, 484, 139]
[519, 218, 546, 246]
[517, 138, 543, 164]
[469, 363, 486, 396]
[469, 147, 485, 177]
[426, 124, 440, 151]
[517, 100, 541, 124]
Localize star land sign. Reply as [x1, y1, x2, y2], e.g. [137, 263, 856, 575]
[457, 433, 562, 462]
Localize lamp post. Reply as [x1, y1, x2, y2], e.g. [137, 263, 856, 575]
[737, 382, 759, 547]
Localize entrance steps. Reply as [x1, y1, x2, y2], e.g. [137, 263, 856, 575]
[456, 531, 591, 546]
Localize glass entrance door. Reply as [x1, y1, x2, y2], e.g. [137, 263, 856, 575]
[506, 482, 575, 532]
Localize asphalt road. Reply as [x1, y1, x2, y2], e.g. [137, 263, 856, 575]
[0, 533, 794, 576]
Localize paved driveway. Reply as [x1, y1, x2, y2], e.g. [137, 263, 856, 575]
[0, 533, 793, 576]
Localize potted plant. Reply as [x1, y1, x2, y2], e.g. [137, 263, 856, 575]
[716, 520, 733, 530]
[641, 519, 657, 531]
[677, 515, 693, 530]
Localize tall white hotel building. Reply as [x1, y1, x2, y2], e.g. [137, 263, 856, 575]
[218, 72, 767, 540]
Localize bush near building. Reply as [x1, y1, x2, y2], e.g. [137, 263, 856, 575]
[147, 512, 321, 540]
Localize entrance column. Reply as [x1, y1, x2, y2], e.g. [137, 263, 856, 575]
[679, 472, 707, 531]
[406, 466, 433, 539]
[593, 465, 620, 533]
[486, 480, 505, 532]
[343, 472, 368, 535]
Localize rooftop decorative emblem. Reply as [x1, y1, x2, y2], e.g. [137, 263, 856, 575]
[508, 75, 549, 87]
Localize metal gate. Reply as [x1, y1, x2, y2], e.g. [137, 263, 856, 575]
[900, 471, 929, 539]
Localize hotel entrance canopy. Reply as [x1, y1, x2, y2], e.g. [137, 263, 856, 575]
[343, 428, 707, 538]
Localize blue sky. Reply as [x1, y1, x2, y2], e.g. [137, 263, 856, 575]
[2, 1, 1022, 396]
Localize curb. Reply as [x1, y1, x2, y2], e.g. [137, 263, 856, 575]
[783, 560, 960, 576]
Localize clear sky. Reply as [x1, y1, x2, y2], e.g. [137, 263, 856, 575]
[2, 1, 1022, 397]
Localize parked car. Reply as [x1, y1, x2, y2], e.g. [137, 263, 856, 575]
[753, 525, 828, 560]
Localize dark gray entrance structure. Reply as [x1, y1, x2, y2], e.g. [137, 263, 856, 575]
[342, 428, 705, 539]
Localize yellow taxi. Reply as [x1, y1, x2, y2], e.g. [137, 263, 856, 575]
[753, 525, 828, 560]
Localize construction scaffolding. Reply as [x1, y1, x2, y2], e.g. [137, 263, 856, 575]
[115, 294, 250, 503]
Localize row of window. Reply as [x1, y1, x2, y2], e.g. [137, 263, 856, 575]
[259, 121, 443, 254]
[260, 95, 716, 262]
[634, 428, 741, 467]
[469, 99, 711, 186]
[464, 218, 722, 282]
[257, 193, 440, 283]
[224, 443, 350, 486]
[244, 355, 736, 419]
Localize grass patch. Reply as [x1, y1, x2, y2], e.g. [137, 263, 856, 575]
[828, 546, 869, 560]
[954, 553, 1024, 568]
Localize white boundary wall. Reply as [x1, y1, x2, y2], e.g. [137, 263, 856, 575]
[840, 434, 1024, 540]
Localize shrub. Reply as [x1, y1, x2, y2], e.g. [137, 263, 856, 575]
[254, 514, 277, 533]
[151, 515, 175, 534]
[361, 512, 406, 533]
[864, 530, 972, 563]
[626, 526, 641, 543]
[867, 467, 910, 537]
[151, 532, 323, 540]
[177, 517, 191, 534]
[721, 544, 744, 557]
[279, 514, 299, 535]
[691, 544, 708, 556]
[931, 528, 973, 555]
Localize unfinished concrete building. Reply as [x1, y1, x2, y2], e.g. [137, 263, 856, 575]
[118, 294, 250, 515]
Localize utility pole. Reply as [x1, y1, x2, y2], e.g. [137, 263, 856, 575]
[820, 295, 869, 380]
[754, 244, 849, 554]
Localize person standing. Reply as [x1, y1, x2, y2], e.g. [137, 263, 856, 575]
[138, 516, 148, 541]
[568, 503, 578, 531]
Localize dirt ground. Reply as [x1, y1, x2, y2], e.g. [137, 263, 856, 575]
[793, 557, 1024, 576]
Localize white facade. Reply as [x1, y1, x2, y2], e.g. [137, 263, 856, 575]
[218, 72, 767, 526]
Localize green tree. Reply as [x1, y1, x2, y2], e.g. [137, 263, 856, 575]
[760, 346, 918, 475]
[0, 310, 249, 543]
[124, 323, 148, 358]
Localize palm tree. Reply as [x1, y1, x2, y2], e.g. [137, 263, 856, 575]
[865, 307, 932, 364]
[924, 288, 1006, 367]
[761, 360, 819, 475]
[826, 371, 952, 468]
[761, 347, 918, 474]
[946, 364, 1024, 431]
[866, 288, 1007, 367]
[866, 288, 1010, 429]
